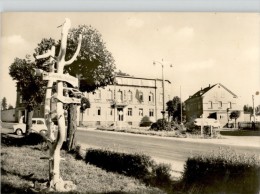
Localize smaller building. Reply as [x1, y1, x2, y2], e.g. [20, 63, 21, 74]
[1, 108, 16, 122]
[185, 83, 243, 127]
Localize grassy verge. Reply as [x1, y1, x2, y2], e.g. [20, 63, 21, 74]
[96, 126, 187, 138]
[1, 134, 164, 194]
[220, 129, 260, 136]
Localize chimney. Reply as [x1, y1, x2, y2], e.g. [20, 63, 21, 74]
[209, 84, 211, 87]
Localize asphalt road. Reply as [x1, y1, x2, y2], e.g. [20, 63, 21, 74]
[76, 129, 260, 171]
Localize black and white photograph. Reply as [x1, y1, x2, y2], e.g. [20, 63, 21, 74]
[1, 12, 260, 193]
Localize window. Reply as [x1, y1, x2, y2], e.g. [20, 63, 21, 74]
[139, 92, 143, 102]
[148, 92, 154, 102]
[37, 120, 44, 124]
[32, 120, 36, 124]
[95, 90, 101, 99]
[117, 91, 123, 102]
[219, 101, 222, 108]
[208, 101, 213, 109]
[127, 91, 133, 101]
[127, 108, 132, 116]
[97, 107, 101, 116]
[139, 108, 143, 116]
[149, 109, 154, 117]
[107, 90, 113, 100]
[110, 109, 113, 116]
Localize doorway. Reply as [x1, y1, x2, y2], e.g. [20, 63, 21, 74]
[117, 108, 124, 121]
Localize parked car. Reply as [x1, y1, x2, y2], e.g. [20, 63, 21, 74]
[194, 118, 221, 129]
[13, 118, 48, 136]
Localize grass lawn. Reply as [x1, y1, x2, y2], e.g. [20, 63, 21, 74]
[96, 126, 187, 138]
[1, 134, 165, 194]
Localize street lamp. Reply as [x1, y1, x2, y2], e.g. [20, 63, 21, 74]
[153, 59, 172, 120]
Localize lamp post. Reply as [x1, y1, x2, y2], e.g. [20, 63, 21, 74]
[153, 59, 172, 120]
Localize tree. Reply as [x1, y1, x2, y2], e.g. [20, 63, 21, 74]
[9, 57, 46, 134]
[115, 70, 130, 76]
[166, 96, 185, 123]
[8, 104, 14, 109]
[34, 25, 115, 151]
[243, 105, 253, 114]
[230, 110, 241, 128]
[1, 97, 7, 110]
[79, 97, 90, 125]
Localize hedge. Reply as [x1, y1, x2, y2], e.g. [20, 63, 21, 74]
[181, 148, 260, 194]
[85, 148, 172, 187]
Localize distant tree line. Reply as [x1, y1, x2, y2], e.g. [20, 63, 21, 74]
[1, 97, 14, 110]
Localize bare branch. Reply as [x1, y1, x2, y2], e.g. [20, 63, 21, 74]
[64, 34, 82, 66]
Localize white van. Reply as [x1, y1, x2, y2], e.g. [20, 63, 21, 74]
[194, 118, 221, 129]
[13, 118, 48, 136]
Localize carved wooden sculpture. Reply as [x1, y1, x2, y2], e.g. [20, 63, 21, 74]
[35, 18, 82, 192]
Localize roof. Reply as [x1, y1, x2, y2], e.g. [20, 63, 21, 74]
[185, 83, 237, 102]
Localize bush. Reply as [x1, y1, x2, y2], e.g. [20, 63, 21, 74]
[140, 116, 152, 127]
[1, 133, 45, 147]
[85, 148, 172, 187]
[85, 149, 154, 180]
[150, 119, 171, 131]
[181, 147, 260, 194]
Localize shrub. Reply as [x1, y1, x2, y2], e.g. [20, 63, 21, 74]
[140, 116, 152, 127]
[1, 133, 45, 147]
[181, 147, 260, 194]
[85, 149, 154, 180]
[85, 148, 172, 188]
[150, 119, 171, 131]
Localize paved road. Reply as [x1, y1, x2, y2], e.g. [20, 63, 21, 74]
[76, 129, 260, 172]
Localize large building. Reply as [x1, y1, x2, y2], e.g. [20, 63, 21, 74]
[11, 76, 171, 126]
[80, 75, 171, 127]
[185, 83, 243, 127]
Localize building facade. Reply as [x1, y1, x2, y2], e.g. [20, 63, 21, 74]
[80, 75, 171, 127]
[14, 83, 44, 123]
[185, 83, 243, 127]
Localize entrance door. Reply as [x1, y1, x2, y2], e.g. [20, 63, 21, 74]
[117, 108, 124, 121]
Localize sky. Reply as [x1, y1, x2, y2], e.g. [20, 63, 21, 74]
[1, 12, 259, 108]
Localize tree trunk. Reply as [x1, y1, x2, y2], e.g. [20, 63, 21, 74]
[26, 109, 34, 135]
[67, 104, 77, 151]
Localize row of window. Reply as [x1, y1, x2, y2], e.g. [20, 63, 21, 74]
[208, 101, 232, 109]
[187, 101, 233, 111]
[95, 107, 155, 117]
[94, 89, 163, 103]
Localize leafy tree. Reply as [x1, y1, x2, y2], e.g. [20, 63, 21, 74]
[34, 25, 115, 151]
[1, 97, 7, 110]
[166, 96, 185, 123]
[64, 25, 116, 92]
[116, 70, 130, 76]
[79, 97, 91, 126]
[230, 110, 241, 128]
[9, 57, 46, 134]
[243, 105, 253, 114]
[8, 104, 14, 109]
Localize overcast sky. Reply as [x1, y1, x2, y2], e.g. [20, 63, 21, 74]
[1, 12, 259, 108]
